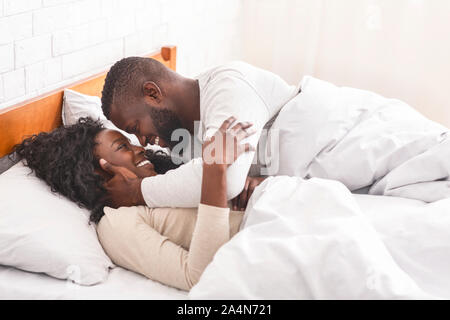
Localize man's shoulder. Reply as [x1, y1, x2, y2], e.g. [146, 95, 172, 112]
[198, 61, 256, 82]
[198, 61, 258, 94]
[221, 60, 253, 70]
[203, 60, 251, 72]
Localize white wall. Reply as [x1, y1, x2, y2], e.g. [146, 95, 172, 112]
[0, 0, 244, 110]
[2, 0, 449, 128]
[243, 0, 450, 127]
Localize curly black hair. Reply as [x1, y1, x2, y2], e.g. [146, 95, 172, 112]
[12, 117, 180, 224]
[101, 57, 169, 119]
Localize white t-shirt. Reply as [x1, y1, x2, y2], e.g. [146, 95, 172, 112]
[141, 61, 297, 207]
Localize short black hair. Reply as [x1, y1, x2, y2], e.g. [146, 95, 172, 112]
[101, 57, 168, 119]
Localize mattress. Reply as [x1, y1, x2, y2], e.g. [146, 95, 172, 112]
[0, 265, 188, 300]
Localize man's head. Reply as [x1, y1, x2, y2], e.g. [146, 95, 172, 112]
[101, 57, 183, 149]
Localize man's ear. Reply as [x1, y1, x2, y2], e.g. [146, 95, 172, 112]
[142, 81, 162, 103]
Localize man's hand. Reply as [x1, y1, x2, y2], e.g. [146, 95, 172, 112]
[231, 176, 267, 211]
[99, 159, 145, 208]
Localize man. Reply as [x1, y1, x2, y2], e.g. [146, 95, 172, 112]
[100, 57, 297, 209]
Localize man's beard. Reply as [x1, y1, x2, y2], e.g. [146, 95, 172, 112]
[148, 107, 184, 150]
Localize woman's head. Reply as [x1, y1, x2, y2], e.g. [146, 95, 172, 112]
[94, 127, 158, 179]
[13, 117, 179, 224]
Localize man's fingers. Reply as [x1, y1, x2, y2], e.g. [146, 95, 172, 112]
[103, 173, 124, 189]
[99, 159, 138, 179]
[99, 159, 118, 175]
[232, 197, 238, 211]
[102, 180, 112, 191]
[247, 182, 257, 206]
[239, 188, 250, 211]
[239, 178, 251, 211]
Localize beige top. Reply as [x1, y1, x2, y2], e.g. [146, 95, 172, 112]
[96, 204, 244, 291]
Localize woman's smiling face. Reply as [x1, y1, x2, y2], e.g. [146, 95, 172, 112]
[94, 129, 157, 178]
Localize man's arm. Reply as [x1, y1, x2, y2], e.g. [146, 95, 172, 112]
[200, 76, 270, 199]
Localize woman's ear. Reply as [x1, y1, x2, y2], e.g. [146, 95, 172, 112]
[142, 81, 163, 103]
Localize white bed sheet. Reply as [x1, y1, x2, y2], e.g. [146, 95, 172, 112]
[0, 265, 187, 300]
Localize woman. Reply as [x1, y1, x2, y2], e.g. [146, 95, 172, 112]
[13, 116, 258, 290]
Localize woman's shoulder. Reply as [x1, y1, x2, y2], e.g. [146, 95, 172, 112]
[97, 205, 150, 235]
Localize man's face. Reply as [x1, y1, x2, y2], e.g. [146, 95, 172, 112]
[109, 98, 183, 150]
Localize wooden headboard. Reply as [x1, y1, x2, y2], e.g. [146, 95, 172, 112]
[0, 46, 177, 158]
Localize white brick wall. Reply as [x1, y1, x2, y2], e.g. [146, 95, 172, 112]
[62, 39, 124, 78]
[0, 76, 4, 103]
[3, 69, 25, 101]
[4, 0, 41, 16]
[15, 34, 52, 67]
[0, 44, 14, 73]
[25, 57, 62, 94]
[52, 20, 108, 56]
[0, 0, 244, 110]
[0, 13, 33, 45]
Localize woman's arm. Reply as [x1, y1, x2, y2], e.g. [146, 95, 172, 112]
[186, 117, 255, 283]
[200, 116, 254, 208]
[201, 164, 227, 207]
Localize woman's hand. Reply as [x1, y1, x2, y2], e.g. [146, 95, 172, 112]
[231, 176, 267, 211]
[200, 117, 256, 208]
[202, 116, 255, 167]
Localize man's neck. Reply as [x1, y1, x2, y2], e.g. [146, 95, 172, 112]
[173, 78, 200, 134]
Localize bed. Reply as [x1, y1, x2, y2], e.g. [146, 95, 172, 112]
[2, 47, 450, 300]
[0, 46, 188, 300]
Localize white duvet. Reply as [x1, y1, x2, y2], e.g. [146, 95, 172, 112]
[266, 76, 450, 202]
[189, 76, 450, 299]
[190, 176, 450, 299]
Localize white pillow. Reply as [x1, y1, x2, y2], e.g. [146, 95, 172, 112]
[62, 89, 169, 154]
[0, 162, 114, 285]
[62, 89, 141, 146]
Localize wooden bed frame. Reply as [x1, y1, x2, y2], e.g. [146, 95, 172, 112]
[0, 46, 177, 158]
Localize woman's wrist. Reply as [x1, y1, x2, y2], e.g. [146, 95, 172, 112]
[203, 162, 227, 173]
[201, 163, 228, 208]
